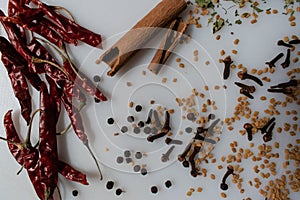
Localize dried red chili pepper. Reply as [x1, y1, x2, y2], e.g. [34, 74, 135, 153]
[58, 161, 89, 185]
[38, 82, 59, 199]
[61, 89, 103, 180]
[3, 110, 45, 200]
[1, 55, 32, 125]
[31, 0, 102, 48]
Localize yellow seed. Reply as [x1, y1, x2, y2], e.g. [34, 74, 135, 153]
[234, 39, 240, 45]
[220, 192, 227, 198]
[197, 187, 203, 192]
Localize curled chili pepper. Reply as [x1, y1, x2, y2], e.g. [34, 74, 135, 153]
[0, 53, 32, 125]
[58, 161, 89, 185]
[31, 0, 102, 48]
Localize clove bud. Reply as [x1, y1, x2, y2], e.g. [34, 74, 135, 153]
[281, 49, 290, 69]
[263, 122, 275, 142]
[265, 53, 284, 68]
[277, 40, 294, 48]
[220, 165, 234, 191]
[222, 56, 233, 80]
[237, 71, 263, 86]
[147, 111, 170, 142]
[244, 123, 253, 141]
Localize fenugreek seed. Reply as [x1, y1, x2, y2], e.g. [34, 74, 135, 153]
[290, 21, 296, 26]
[197, 187, 203, 192]
[260, 96, 267, 101]
[234, 39, 240, 45]
[221, 192, 227, 198]
[220, 50, 225, 56]
[293, 57, 299, 63]
[179, 63, 185, 68]
[232, 49, 238, 54]
[272, 9, 278, 14]
[210, 174, 216, 180]
[129, 101, 134, 108]
[216, 35, 221, 40]
[176, 58, 181, 62]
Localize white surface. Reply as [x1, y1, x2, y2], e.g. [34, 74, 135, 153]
[0, 0, 299, 200]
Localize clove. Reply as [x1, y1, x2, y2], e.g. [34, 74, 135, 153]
[222, 56, 233, 80]
[265, 52, 284, 68]
[207, 118, 221, 135]
[260, 117, 275, 134]
[263, 122, 276, 142]
[281, 49, 290, 68]
[267, 88, 293, 95]
[145, 109, 153, 124]
[270, 79, 298, 89]
[161, 145, 175, 162]
[243, 123, 253, 141]
[289, 39, 300, 45]
[188, 146, 201, 177]
[220, 165, 234, 191]
[178, 142, 192, 162]
[237, 71, 263, 86]
[234, 82, 256, 93]
[153, 110, 162, 128]
[147, 111, 170, 142]
[240, 88, 254, 99]
[165, 137, 183, 145]
[277, 40, 294, 48]
[194, 132, 216, 144]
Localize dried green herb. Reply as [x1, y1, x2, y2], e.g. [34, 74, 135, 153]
[213, 18, 225, 33]
[195, 0, 215, 9]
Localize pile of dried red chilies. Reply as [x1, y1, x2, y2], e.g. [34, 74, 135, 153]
[0, 0, 107, 199]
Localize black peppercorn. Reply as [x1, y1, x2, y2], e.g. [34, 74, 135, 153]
[138, 121, 145, 128]
[135, 105, 142, 112]
[165, 180, 172, 188]
[141, 168, 148, 176]
[106, 181, 114, 190]
[116, 156, 124, 164]
[94, 98, 100, 103]
[135, 152, 143, 159]
[121, 126, 128, 133]
[127, 116, 135, 123]
[124, 150, 131, 157]
[93, 75, 101, 82]
[72, 190, 78, 197]
[150, 186, 158, 194]
[107, 117, 114, 125]
[115, 188, 123, 196]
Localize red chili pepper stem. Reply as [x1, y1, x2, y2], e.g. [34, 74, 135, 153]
[53, 6, 75, 21]
[35, 37, 84, 81]
[85, 142, 103, 180]
[24, 109, 41, 147]
[0, 136, 23, 149]
[57, 101, 86, 135]
[31, 56, 70, 78]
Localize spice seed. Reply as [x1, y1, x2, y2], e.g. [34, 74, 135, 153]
[151, 186, 158, 194]
[141, 168, 148, 176]
[72, 190, 79, 197]
[93, 75, 101, 82]
[116, 156, 124, 164]
[135, 105, 142, 112]
[121, 126, 128, 133]
[107, 117, 114, 125]
[133, 165, 141, 172]
[135, 152, 143, 159]
[165, 180, 172, 188]
[106, 181, 114, 190]
[124, 150, 131, 157]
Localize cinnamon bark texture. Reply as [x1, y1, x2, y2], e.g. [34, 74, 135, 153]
[97, 0, 187, 76]
[148, 18, 187, 74]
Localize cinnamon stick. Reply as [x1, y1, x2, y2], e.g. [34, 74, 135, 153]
[148, 18, 187, 74]
[97, 0, 187, 76]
